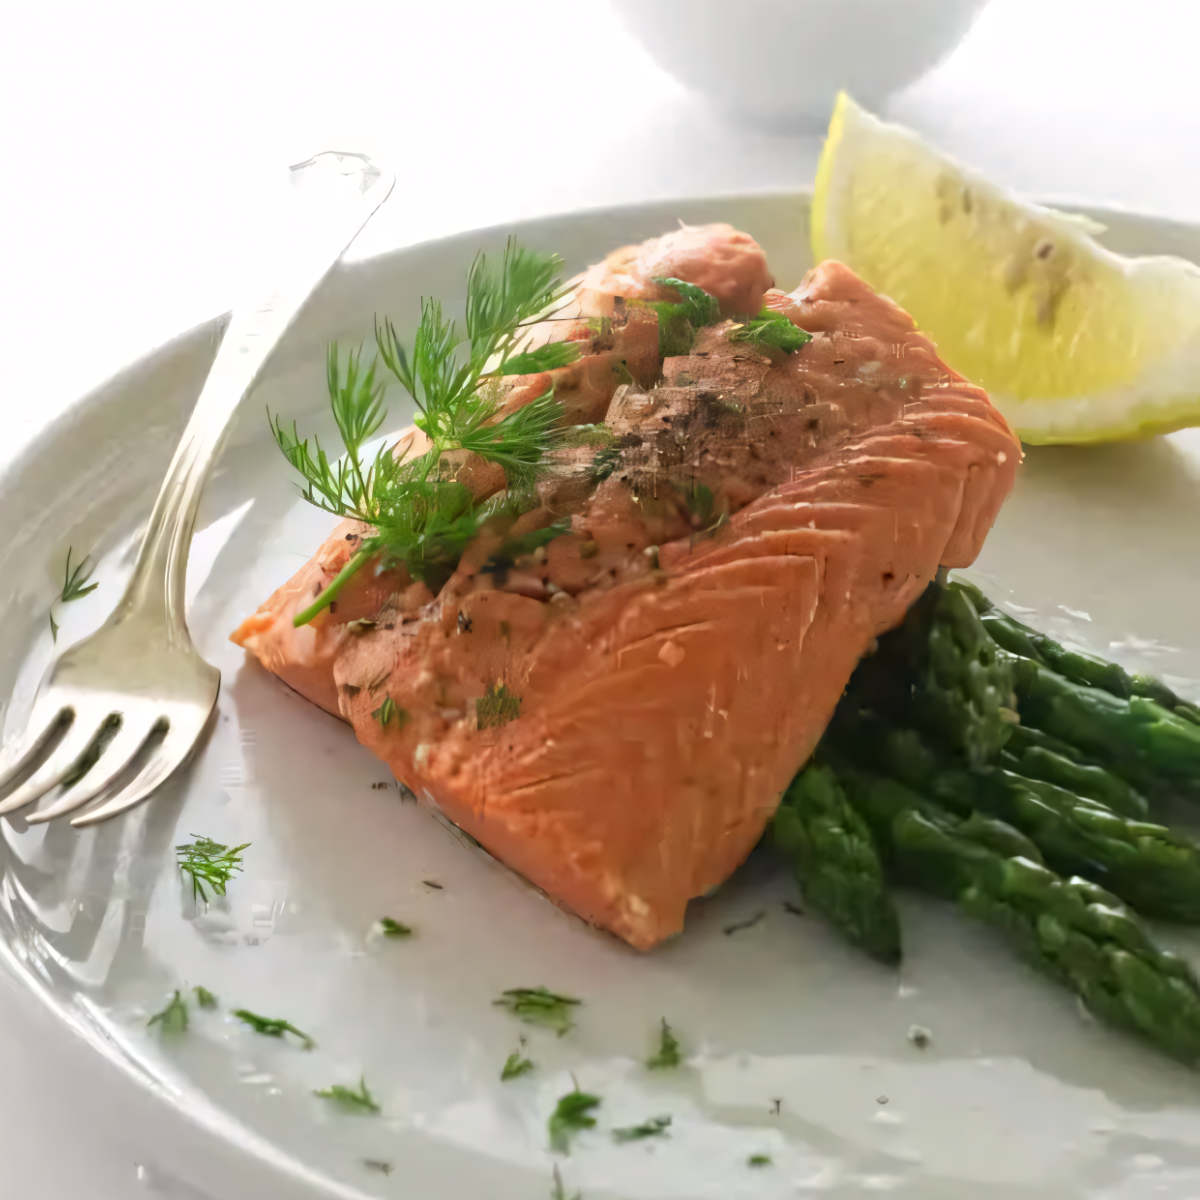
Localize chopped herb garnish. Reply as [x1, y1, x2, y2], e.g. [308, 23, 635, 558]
[497, 341, 582, 376]
[551, 1164, 581, 1200]
[747, 1153, 772, 1167]
[371, 696, 407, 729]
[476, 683, 522, 730]
[147, 990, 188, 1035]
[175, 836, 249, 904]
[729, 308, 812, 353]
[501, 1048, 535, 1081]
[640, 277, 720, 357]
[233, 1009, 315, 1050]
[652, 277, 721, 328]
[271, 240, 577, 625]
[362, 1159, 393, 1175]
[49, 546, 99, 641]
[722, 910, 766, 936]
[612, 1114, 671, 1143]
[494, 986, 581, 1036]
[782, 900, 806, 917]
[379, 917, 414, 938]
[314, 1076, 380, 1114]
[422, 879, 444, 890]
[193, 985, 218, 1010]
[646, 1018, 682, 1070]
[548, 1087, 601, 1154]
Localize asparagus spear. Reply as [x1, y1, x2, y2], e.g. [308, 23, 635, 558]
[1011, 655, 1200, 787]
[1002, 724, 1148, 819]
[849, 582, 1016, 767]
[847, 714, 1200, 923]
[830, 761, 1200, 1064]
[914, 582, 1018, 766]
[773, 765, 901, 963]
[956, 579, 1200, 727]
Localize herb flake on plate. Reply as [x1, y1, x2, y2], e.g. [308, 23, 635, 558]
[612, 1114, 671, 1143]
[314, 1076, 380, 1114]
[646, 1017, 682, 1070]
[176, 835, 249, 904]
[379, 916, 414, 938]
[147, 990, 188, 1035]
[232, 1008, 315, 1050]
[548, 1087, 601, 1154]
[494, 986, 581, 1036]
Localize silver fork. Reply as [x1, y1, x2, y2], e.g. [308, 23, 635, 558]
[0, 152, 395, 827]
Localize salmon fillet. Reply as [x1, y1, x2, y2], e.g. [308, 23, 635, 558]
[232, 224, 767, 714]
[235, 229, 1019, 949]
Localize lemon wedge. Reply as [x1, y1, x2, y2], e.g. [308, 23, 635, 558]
[811, 92, 1200, 443]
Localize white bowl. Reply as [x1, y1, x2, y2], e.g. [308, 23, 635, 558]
[613, 0, 987, 127]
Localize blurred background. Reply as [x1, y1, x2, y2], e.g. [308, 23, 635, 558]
[1, 0, 1198, 435]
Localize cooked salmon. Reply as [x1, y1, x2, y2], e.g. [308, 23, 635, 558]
[232, 224, 770, 714]
[234, 228, 1019, 949]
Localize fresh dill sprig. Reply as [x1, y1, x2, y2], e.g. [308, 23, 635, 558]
[645, 276, 720, 356]
[147, 990, 189, 1034]
[272, 240, 577, 626]
[729, 308, 812, 353]
[494, 986, 581, 1036]
[498, 341, 582, 376]
[652, 277, 721, 328]
[378, 917, 413, 938]
[49, 546, 99, 641]
[500, 1039, 535, 1081]
[175, 836, 249, 904]
[548, 1086, 601, 1154]
[314, 1076, 380, 1114]
[646, 1018, 682, 1070]
[233, 1008, 315, 1049]
[193, 985, 218, 1010]
[612, 1114, 671, 1143]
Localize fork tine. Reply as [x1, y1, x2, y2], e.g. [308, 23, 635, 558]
[0, 706, 69, 792]
[26, 723, 158, 824]
[0, 718, 108, 817]
[70, 739, 188, 828]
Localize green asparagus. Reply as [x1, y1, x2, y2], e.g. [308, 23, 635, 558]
[912, 581, 1017, 766]
[773, 765, 901, 963]
[849, 582, 1016, 766]
[829, 761, 1200, 1064]
[956, 579, 1200, 728]
[845, 714, 1200, 923]
[1011, 655, 1200, 787]
[1002, 724, 1148, 818]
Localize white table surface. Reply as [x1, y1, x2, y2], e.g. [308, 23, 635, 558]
[2, 1, 1199, 1194]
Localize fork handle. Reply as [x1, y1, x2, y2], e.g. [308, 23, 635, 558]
[111, 152, 395, 639]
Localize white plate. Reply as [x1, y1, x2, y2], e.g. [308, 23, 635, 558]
[3, 192, 1200, 1200]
